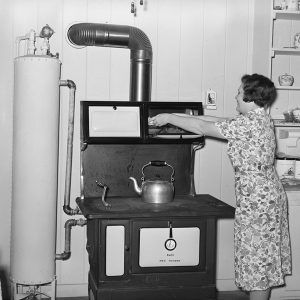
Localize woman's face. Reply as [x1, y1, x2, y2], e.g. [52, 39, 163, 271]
[235, 84, 251, 115]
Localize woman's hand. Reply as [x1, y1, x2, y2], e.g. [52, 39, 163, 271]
[148, 113, 171, 127]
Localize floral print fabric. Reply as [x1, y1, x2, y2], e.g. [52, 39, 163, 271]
[216, 108, 291, 291]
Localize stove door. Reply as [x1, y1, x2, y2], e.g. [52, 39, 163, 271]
[139, 227, 200, 267]
[131, 219, 207, 274]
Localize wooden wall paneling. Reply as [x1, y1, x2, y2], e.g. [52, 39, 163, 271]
[86, 0, 112, 101]
[289, 89, 300, 110]
[36, 0, 63, 56]
[155, 0, 181, 101]
[0, 0, 14, 274]
[252, 0, 270, 76]
[109, 0, 134, 101]
[134, 0, 159, 102]
[56, 0, 89, 289]
[216, 1, 253, 290]
[191, 0, 205, 194]
[215, 218, 235, 291]
[272, 18, 292, 114]
[291, 18, 300, 42]
[271, 56, 292, 117]
[198, 0, 227, 198]
[271, 89, 291, 118]
[273, 19, 293, 49]
[272, 56, 291, 81]
[270, 17, 300, 117]
[221, 0, 251, 205]
[290, 43, 300, 88]
[13, 0, 38, 57]
[201, 0, 227, 90]
[178, 0, 204, 102]
[285, 205, 300, 288]
[289, 20, 300, 109]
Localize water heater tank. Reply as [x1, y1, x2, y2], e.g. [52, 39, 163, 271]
[11, 55, 61, 284]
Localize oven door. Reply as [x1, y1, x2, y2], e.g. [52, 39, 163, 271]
[131, 219, 207, 274]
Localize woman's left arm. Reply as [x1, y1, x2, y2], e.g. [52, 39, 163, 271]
[149, 113, 226, 140]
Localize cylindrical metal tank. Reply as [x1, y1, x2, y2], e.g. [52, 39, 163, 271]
[11, 55, 61, 284]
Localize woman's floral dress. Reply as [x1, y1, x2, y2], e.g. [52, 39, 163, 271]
[216, 107, 292, 291]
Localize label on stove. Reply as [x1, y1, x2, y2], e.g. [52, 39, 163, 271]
[139, 227, 200, 267]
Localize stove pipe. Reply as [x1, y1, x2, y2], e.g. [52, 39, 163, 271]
[67, 23, 152, 102]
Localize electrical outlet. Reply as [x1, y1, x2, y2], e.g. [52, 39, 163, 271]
[205, 89, 217, 110]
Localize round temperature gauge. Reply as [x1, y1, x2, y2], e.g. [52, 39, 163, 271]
[164, 238, 177, 251]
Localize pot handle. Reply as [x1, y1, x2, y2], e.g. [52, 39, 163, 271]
[141, 160, 175, 182]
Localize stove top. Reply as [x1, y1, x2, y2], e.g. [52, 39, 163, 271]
[76, 194, 235, 219]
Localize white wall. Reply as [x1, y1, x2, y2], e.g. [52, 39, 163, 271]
[0, 0, 271, 296]
[0, 0, 14, 294]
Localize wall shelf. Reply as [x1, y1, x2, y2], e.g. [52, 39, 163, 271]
[270, 3, 300, 121]
[273, 119, 300, 127]
[275, 85, 300, 90]
[273, 9, 300, 19]
[272, 48, 300, 55]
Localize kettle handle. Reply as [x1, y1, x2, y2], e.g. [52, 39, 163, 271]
[141, 160, 175, 182]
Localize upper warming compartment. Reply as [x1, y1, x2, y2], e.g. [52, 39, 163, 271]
[81, 101, 204, 144]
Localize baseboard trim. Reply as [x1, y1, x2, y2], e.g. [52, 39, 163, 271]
[56, 284, 88, 298]
[216, 278, 237, 291]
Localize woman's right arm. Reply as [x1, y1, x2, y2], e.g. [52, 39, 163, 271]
[171, 113, 228, 122]
[149, 113, 227, 139]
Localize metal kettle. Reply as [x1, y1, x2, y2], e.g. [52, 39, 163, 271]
[129, 160, 175, 204]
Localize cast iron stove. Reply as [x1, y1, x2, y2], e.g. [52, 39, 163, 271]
[77, 101, 235, 300]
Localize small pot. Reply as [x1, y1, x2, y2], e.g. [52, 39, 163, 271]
[292, 109, 300, 122]
[294, 33, 300, 48]
[278, 73, 294, 86]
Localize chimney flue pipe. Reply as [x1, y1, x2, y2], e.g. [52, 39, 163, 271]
[67, 23, 152, 102]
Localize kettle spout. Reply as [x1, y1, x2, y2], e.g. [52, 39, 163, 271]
[129, 177, 142, 195]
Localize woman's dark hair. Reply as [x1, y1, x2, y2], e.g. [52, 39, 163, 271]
[241, 73, 277, 107]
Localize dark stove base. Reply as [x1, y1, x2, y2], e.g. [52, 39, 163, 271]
[89, 273, 217, 300]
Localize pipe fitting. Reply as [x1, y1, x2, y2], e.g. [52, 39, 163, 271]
[56, 218, 87, 261]
[63, 205, 81, 216]
[59, 79, 76, 90]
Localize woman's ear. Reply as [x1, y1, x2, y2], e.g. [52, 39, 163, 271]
[243, 97, 251, 103]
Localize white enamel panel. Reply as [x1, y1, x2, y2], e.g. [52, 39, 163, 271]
[106, 226, 125, 276]
[89, 106, 141, 137]
[139, 227, 200, 267]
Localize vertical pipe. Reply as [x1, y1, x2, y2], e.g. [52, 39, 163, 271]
[67, 23, 153, 102]
[59, 80, 80, 215]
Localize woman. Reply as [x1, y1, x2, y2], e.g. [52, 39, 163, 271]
[148, 74, 291, 300]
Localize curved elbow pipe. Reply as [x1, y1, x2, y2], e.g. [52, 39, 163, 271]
[60, 79, 76, 90]
[67, 23, 152, 102]
[63, 205, 80, 216]
[56, 218, 87, 261]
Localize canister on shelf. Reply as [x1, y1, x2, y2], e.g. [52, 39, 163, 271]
[287, 0, 298, 10]
[275, 159, 295, 179]
[295, 159, 300, 179]
[281, 0, 287, 9]
[278, 73, 294, 86]
[294, 33, 300, 48]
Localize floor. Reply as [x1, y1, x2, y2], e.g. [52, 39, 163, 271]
[59, 291, 250, 300]
[218, 291, 249, 300]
